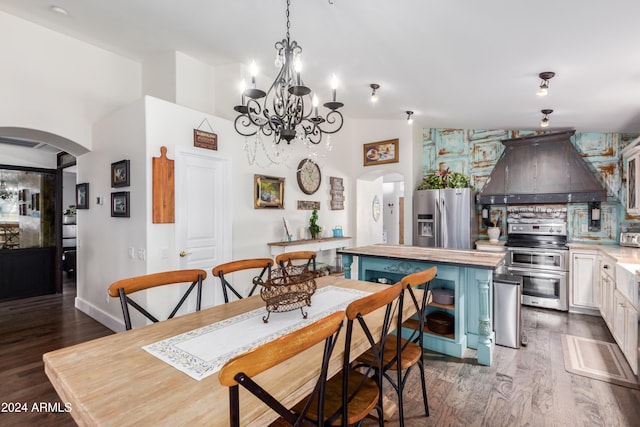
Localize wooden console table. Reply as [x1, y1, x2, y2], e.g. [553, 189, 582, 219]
[267, 236, 352, 256]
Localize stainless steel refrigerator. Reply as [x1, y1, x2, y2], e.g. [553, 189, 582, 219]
[413, 188, 476, 249]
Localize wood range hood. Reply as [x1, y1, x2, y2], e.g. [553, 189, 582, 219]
[477, 130, 607, 204]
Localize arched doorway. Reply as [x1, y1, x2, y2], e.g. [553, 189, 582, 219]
[0, 128, 88, 299]
[355, 170, 407, 247]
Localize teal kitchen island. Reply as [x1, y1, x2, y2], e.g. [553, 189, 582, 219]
[339, 244, 506, 366]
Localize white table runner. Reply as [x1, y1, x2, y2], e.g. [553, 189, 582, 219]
[143, 286, 370, 381]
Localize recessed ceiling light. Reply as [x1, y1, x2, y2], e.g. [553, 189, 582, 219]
[50, 6, 69, 16]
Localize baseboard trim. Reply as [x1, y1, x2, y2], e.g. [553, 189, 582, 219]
[75, 297, 125, 333]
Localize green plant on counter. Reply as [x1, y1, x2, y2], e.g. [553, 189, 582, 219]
[417, 168, 473, 190]
[308, 209, 321, 239]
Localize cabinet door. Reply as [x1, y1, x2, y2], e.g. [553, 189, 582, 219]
[571, 252, 599, 309]
[600, 275, 614, 328]
[623, 302, 638, 374]
[613, 290, 627, 348]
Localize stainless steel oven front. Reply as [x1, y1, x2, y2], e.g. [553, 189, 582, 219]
[506, 248, 568, 271]
[506, 247, 569, 311]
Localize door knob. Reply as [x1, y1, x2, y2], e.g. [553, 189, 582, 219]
[179, 251, 192, 257]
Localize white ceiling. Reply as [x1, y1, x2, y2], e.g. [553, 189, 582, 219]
[2, 0, 640, 133]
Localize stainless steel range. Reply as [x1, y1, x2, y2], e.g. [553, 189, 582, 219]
[504, 206, 569, 311]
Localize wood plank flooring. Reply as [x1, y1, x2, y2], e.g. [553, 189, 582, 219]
[1, 280, 639, 426]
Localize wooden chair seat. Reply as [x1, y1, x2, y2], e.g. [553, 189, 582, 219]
[297, 369, 379, 426]
[357, 336, 423, 371]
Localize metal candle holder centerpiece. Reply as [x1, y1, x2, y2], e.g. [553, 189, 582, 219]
[261, 265, 317, 323]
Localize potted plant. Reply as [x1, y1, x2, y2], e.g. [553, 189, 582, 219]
[417, 168, 473, 190]
[308, 209, 321, 240]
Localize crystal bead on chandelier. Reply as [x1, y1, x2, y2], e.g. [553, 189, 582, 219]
[233, 0, 344, 166]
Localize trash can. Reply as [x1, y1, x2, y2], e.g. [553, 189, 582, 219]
[493, 273, 523, 348]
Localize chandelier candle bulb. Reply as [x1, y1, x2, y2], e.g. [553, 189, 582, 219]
[331, 74, 338, 102]
[250, 61, 258, 87]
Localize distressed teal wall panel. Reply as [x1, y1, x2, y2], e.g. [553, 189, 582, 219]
[420, 127, 640, 243]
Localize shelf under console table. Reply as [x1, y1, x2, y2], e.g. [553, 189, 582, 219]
[267, 236, 352, 256]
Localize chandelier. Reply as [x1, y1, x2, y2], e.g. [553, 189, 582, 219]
[233, 0, 344, 166]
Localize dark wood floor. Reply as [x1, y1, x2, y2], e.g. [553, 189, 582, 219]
[2, 280, 639, 426]
[0, 278, 112, 427]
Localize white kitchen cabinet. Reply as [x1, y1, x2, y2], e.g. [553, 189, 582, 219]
[570, 250, 600, 312]
[613, 289, 638, 374]
[599, 255, 616, 329]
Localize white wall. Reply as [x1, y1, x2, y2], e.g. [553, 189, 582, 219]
[348, 119, 418, 246]
[75, 99, 148, 329]
[0, 12, 141, 154]
[0, 144, 57, 169]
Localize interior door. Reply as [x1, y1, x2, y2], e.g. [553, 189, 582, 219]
[175, 147, 231, 306]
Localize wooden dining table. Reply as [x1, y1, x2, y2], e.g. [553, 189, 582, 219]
[43, 276, 419, 426]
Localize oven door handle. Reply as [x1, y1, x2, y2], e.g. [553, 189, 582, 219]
[506, 266, 567, 278]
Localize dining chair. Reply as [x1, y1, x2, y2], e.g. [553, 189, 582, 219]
[212, 258, 274, 303]
[218, 310, 345, 427]
[107, 269, 207, 330]
[275, 250, 320, 276]
[357, 266, 437, 426]
[298, 281, 404, 426]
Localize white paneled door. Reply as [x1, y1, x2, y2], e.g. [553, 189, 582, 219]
[175, 147, 231, 307]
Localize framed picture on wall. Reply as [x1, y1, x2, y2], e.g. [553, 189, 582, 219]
[111, 159, 130, 188]
[254, 175, 284, 209]
[111, 191, 130, 217]
[363, 138, 399, 166]
[76, 183, 89, 209]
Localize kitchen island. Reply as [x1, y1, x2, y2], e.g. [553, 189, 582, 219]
[339, 244, 506, 366]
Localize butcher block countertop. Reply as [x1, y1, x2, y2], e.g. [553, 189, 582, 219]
[339, 244, 506, 269]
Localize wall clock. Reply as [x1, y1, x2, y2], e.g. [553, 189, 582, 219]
[297, 159, 321, 195]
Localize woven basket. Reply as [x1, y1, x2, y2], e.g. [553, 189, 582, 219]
[261, 265, 317, 323]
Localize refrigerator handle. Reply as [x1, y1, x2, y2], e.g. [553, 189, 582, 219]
[439, 197, 447, 247]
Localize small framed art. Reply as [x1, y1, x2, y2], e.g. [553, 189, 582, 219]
[111, 191, 130, 217]
[363, 138, 399, 166]
[76, 183, 89, 209]
[111, 159, 130, 188]
[254, 175, 284, 209]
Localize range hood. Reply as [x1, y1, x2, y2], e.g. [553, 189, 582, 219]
[477, 130, 607, 204]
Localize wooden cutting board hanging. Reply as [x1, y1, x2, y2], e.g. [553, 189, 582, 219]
[152, 146, 175, 223]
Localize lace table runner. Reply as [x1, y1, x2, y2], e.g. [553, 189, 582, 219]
[143, 286, 369, 381]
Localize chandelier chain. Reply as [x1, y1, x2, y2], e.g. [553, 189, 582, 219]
[286, 0, 291, 41]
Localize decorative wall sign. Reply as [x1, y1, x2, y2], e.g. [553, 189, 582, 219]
[111, 191, 130, 217]
[297, 200, 320, 210]
[193, 129, 218, 150]
[254, 175, 284, 209]
[111, 159, 130, 188]
[152, 146, 175, 223]
[76, 183, 89, 209]
[194, 118, 218, 150]
[330, 176, 344, 210]
[363, 138, 399, 166]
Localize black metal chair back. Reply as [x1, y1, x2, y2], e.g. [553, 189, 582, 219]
[212, 258, 273, 303]
[107, 269, 207, 330]
[218, 311, 344, 427]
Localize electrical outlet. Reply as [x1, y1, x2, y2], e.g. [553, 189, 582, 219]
[128, 247, 135, 259]
[581, 224, 588, 232]
[137, 248, 146, 261]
